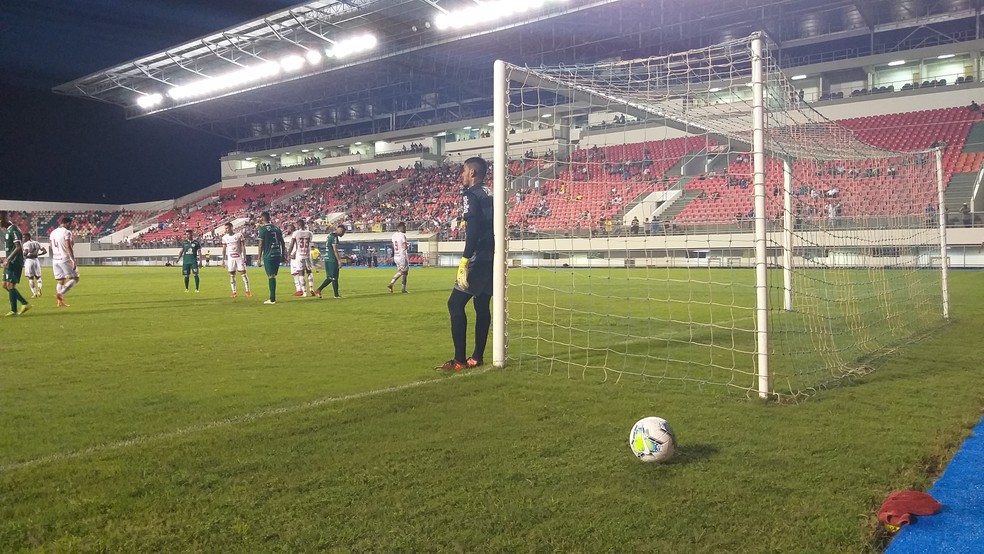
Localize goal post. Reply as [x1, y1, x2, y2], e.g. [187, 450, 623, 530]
[491, 34, 948, 400]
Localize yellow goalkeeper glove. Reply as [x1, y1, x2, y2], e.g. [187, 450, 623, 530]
[456, 257, 470, 290]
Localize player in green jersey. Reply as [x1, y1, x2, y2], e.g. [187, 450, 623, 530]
[1, 211, 30, 316]
[257, 211, 286, 305]
[173, 229, 202, 292]
[315, 224, 346, 299]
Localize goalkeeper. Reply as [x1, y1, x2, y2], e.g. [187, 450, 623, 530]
[437, 157, 494, 371]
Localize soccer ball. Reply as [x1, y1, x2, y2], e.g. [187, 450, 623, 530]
[629, 416, 676, 463]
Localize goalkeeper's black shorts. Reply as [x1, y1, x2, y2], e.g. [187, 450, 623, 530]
[454, 259, 493, 297]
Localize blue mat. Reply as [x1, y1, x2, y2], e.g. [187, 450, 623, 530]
[886, 416, 984, 553]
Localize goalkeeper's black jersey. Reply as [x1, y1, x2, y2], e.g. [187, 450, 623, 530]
[462, 183, 494, 262]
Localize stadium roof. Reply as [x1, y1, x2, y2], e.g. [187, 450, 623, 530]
[53, 0, 980, 151]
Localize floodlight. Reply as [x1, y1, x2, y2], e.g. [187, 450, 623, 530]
[888, 60, 906, 66]
[325, 33, 378, 59]
[306, 50, 323, 65]
[280, 55, 305, 72]
[433, 0, 563, 30]
[791, 74, 807, 81]
[708, 87, 722, 92]
[136, 93, 163, 109]
[937, 54, 955, 59]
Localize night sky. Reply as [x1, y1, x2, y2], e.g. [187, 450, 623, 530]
[0, 0, 302, 205]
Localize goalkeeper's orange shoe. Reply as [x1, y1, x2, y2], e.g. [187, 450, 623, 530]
[466, 357, 483, 368]
[436, 359, 465, 371]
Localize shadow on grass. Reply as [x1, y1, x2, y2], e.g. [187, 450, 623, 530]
[672, 443, 719, 464]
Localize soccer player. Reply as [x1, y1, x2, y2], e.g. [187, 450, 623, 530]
[221, 222, 250, 298]
[257, 211, 286, 305]
[1, 211, 30, 316]
[315, 224, 345, 298]
[287, 218, 315, 297]
[49, 216, 79, 308]
[174, 229, 202, 292]
[21, 232, 47, 298]
[437, 158, 494, 371]
[284, 222, 302, 296]
[387, 221, 410, 293]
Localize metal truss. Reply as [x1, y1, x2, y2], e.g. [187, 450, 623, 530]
[54, 0, 982, 146]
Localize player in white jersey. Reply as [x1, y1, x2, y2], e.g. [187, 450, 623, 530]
[21, 232, 47, 298]
[220, 222, 251, 298]
[284, 223, 302, 296]
[287, 218, 315, 296]
[49, 216, 79, 308]
[387, 222, 410, 293]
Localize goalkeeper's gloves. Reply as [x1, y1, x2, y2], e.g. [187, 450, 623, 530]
[456, 257, 470, 290]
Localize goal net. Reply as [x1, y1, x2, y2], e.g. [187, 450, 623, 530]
[491, 34, 948, 400]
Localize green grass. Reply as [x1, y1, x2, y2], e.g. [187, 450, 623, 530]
[1, 266, 982, 552]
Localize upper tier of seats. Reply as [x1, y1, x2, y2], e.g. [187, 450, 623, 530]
[672, 107, 982, 226]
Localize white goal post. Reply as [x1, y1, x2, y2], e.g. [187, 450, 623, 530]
[490, 33, 949, 400]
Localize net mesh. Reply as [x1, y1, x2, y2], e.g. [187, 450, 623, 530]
[499, 35, 946, 399]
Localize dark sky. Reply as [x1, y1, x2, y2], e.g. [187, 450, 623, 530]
[0, 0, 302, 205]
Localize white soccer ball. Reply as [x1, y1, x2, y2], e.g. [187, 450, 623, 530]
[629, 416, 676, 463]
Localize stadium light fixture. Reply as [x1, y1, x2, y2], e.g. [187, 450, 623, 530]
[541, 113, 552, 118]
[937, 54, 955, 59]
[245, 157, 253, 161]
[318, 147, 325, 150]
[790, 74, 807, 81]
[306, 49, 323, 65]
[285, 152, 291, 155]
[168, 61, 281, 101]
[280, 55, 306, 72]
[136, 93, 163, 109]
[325, 33, 378, 59]
[301, 149, 310, 153]
[708, 87, 722, 92]
[433, 0, 565, 31]
[887, 60, 906, 66]
[354, 142, 363, 145]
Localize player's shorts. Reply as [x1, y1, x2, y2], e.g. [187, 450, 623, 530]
[453, 259, 493, 297]
[2, 260, 23, 284]
[394, 255, 409, 272]
[52, 260, 79, 281]
[226, 254, 247, 272]
[290, 257, 302, 275]
[24, 258, 42, 279]
[182, 261, 199, 276]
[325, 259, 339, 279]
[295, 257, 313, 272]
[263, 255, 282, 276]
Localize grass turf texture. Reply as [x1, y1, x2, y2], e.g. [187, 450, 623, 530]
[0, 266, 981, 552]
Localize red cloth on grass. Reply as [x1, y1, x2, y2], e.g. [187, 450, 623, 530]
[878, 491, 942, 527]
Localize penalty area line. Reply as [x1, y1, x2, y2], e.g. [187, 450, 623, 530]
[0, 366, 495, 474]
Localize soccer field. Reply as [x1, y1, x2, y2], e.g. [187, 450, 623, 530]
[1, 266, 982, 552]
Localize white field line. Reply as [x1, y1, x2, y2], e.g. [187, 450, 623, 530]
[0, 367, 494, 474]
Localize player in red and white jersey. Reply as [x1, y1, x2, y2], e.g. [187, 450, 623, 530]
[387, 222, 410, 294]
[49, 216, 78, 308]
[287, 218, 315, 297]
[21, 232, 47, 298]
[220, 222, 251, 298]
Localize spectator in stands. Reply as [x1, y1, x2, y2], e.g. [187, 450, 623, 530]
[961, 203, 972, 227]
[630, 217, 640, 235]
[925, 204, 937, 227]
[970, 100, 980, 112]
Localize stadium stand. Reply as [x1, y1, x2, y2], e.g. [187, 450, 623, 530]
[672, 107, 982, 226]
